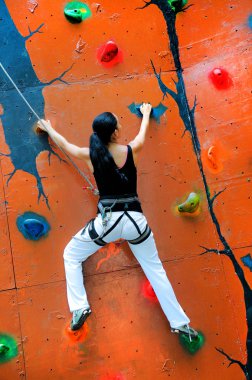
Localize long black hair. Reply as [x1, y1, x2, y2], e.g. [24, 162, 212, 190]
[89, 112, 127, 182]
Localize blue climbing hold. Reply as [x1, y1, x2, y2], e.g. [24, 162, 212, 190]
[24, 219, 45, 238]
[16, 212, 50, 241]
[248, 14, 252, 29]
[241, 254, 252, 271]
[128, 102, 168, 124]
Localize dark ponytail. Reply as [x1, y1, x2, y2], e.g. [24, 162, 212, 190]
[90, 112, 127, 183]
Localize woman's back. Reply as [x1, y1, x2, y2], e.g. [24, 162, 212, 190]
[93, 144, 138, 198]
[107, 143, 128, 169]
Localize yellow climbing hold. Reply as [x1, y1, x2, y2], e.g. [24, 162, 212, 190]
[178, 192, 200, 213]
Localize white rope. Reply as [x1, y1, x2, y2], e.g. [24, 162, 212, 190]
[0, 62, 98, 195]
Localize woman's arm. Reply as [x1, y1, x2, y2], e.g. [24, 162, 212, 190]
[37, 119, 89, 160]
[129, 103, 152, 161]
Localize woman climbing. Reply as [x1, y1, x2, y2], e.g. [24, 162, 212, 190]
[37, 104, 198, 340]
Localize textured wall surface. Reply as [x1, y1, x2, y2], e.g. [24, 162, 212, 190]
[0, 0, 251, 379]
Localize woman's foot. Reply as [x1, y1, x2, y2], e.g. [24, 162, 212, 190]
[171, 324, 198, 342]
[71, 308, 92, 331]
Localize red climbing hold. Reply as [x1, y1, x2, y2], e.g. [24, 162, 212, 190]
[97, 40, 123, 68]
[100, 41, 118, 62]
[100, 373, 125, 380]
[208, 67, 233, 90]
[141, 279, 158, 303]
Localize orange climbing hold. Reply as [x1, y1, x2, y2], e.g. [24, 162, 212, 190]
[202, 142, 228, 174]
[64, 321, 89, 344]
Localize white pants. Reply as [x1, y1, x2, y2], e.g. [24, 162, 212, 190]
[63, 211, 190, 329]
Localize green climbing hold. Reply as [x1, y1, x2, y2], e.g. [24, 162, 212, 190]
[179, 331, 205, 354]
[0, 334, 18, 364]
[64, 2, 92, 23]
[178, 192, 200, 213]
[167, 0, 188, 12]
[0, 344, 9, 355]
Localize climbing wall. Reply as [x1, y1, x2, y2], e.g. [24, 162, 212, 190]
[0, 0, 251, 379]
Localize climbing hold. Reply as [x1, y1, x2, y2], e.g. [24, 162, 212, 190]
[16, 212, 50, 241]
[97, 41, 123, 68]
[33, 122, 46, 135]
[241, 254, 252, 271]
[100, 374, 125, 380]
[203, 143, 226, 173]
[178, 192, 200, 213]
[100, 41, 118, 62]
[141, 279, 158, 303]
[64, 322, 89, 344]
[135, 104, 153, 118]
[248, 14, 252, 29]
[64, 2, 92, 23]
[93, 3, 101, 13]
[167, 0, 188, 13]
[75, 37, 86, 53]
[208, 68, 233, 90]
[0, 334, 18, 364]
[179, 331, 205, 354]
[207, 146, 218, 170]
[0, 344, 9, 355]
[27, 0, 38, 13]
[24, 219, 44, 237]
[128, 102, 168, 124]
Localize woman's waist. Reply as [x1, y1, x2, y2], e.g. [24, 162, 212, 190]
[99, 193, 139, 201]
[97, 193, 142, 213]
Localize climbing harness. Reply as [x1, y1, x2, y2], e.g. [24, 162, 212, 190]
[97, 195, 139, 215]
[74, 198, 118, 243]
[0, 62, 98, 196]
[75, 195, 151, 245]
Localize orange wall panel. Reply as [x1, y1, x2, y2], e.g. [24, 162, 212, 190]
[0, 0, 251, 379]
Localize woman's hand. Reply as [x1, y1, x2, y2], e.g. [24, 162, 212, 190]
[140, 103, 152, 117]
[37, 119, 53, 133]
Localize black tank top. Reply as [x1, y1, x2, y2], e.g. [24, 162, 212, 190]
[93, 145, 142, 212]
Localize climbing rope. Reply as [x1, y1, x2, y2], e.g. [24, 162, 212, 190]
[0, 62, 99, 196]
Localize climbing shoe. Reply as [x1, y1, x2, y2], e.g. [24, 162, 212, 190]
[171, 324, 198, 342]
[71, 308, 92, 331]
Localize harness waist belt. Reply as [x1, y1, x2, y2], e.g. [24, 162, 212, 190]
[100, 196, 139, 204]
[98, 195, 142, 214]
